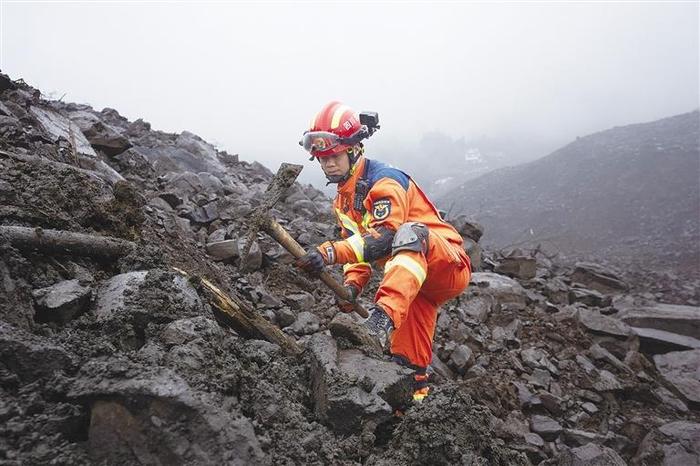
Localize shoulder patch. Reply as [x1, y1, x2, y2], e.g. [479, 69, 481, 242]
[372, 198, 392, 221]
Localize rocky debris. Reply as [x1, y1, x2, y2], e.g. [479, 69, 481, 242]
[449, 344, 475, 374]
[308, 333, 413, 434]
[632, 327, 700, 353]
[530, 414, 563, 441]
[161, 316, 226, 346]
[576, 309, 634, 339]
[285, 291, 315, 310]
[618, 302, 700, 340]
[239, 238, 263, 271]
[206, 239, 239, 261]
[450, 215, 484, 243]
[289, 311, 320, 335]
[495, 255, 537, 280]
[449, 215, 484, 271]
[0, 321, 74, 382]
[95, 270, 201, 321]
[559, 442, 627, 465]
[569, 262, 628, 294]
[469, 272, 528, 307]
[457, 294, 495, 322]
[2, 74, 698, 465]
[569, 286, 611, 307]
[29, 105, 97, 157]
[370, 387, 529, 465]
[68, 109, 132, 156]
[633, 420, 700, 465]
[328, 313, 383, 354]
[94, 270, 148, 320]
[68, 358, 264, 464]
[653, 349, 700, 406]
[32, 279, 92, 323]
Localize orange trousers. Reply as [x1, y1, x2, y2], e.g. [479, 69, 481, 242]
[375, 230, 471, 370]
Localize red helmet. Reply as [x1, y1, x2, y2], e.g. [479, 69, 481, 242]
[300, 101, 362, 158]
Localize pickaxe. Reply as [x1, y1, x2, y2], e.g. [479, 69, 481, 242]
[240, 163, 369, 318]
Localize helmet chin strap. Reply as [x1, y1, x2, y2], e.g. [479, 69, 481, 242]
[323, 146, 363, 185]
[325, 174, 347, 185]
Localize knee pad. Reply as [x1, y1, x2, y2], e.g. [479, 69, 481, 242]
[391, 222, 429, 256]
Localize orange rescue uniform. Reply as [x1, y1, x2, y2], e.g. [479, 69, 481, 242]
[317, 156, 472, 372]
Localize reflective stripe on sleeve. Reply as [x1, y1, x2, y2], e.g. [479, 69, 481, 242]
[336, 209, 361, 236]
[384, 255, 427, 285]
[346, 234, 366, 263]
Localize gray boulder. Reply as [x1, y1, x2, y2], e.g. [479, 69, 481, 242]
[618, 303, 700, 340]
[469, 272, 528, 307]
[238, 238, 263, 272]
[94, 271, 148, 320]
[654, 349, 700, 406]
[569, 287, 611, 307]
[529, 415, 562, 441]
[576, 309, 634, 339]
[0, 322, 74, 382]
[68, 110, 131, 156]
[495, 256, 537, 280]
[285, 291, 315, 310]
[95, 270, 202, 321]
[290, 311, 320, 335]
[457, 294, 495, 322]
[307, 334, 413, 434]
[634, 421, 700, 466]
[560, 443, 626, 465]
[632, 327, 700, 353]
[569, 262, 628, 294]
[450, 215, 484, 242]
[32, 279, 92, 323]
[206, 239, 239, 261]
[68, 358, 264, 464]
[161, 316, 225, 346]
[29, 105, 96, 156]
[449, 344, 474, 375]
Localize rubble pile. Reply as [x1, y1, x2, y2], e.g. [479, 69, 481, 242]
[1, 74, 698, 465]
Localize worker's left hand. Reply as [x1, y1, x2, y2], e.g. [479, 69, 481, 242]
[295, 250, 325, 276]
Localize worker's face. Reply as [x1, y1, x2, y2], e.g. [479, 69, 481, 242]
[318, 150, 351, 178]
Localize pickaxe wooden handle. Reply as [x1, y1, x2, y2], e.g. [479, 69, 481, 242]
[265, 219, 369, 318]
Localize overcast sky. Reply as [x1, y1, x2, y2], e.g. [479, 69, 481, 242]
[2, 1, 698, 186]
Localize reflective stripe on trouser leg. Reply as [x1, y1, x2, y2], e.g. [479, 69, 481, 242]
[375, 250, 427, 329]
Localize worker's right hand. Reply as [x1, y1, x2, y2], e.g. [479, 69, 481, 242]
[295, 249, 326, 276]
[336, 284, 360, 313]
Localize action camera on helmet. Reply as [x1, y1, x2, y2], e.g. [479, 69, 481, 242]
[359, 112, 380, 131]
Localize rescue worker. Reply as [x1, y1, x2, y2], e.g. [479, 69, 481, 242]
[296, 101, 471, 403]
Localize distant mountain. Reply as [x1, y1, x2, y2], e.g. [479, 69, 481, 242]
[439, 111, 700, 268]
[370, 131, 556, 199]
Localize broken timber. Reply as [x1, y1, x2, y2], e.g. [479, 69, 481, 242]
[0, 226, 136, 258]
[174, 268, 303, 356]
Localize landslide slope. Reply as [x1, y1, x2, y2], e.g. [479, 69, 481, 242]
[440, 111, 700, 270]
[1, 74, 698, 466]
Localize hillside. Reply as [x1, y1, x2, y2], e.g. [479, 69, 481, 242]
[440, 111, 700, 272]
[1, 74, 699, 465]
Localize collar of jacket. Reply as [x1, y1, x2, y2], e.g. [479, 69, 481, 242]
[337, 155, 367, 195]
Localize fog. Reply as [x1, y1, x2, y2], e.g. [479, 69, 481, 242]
[2, 2, 698, 188]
